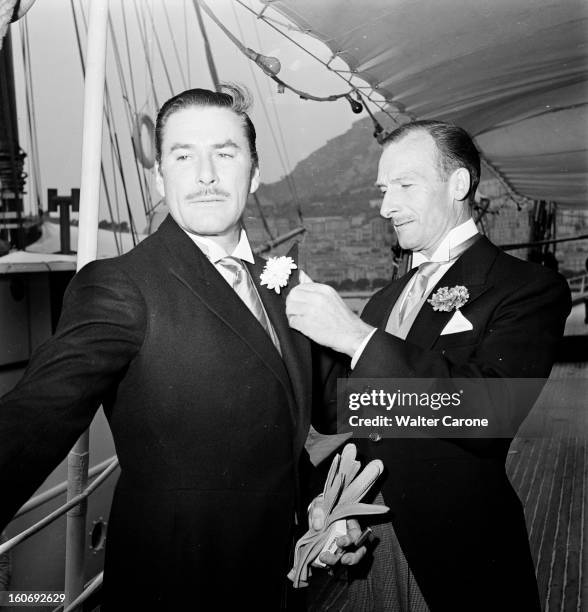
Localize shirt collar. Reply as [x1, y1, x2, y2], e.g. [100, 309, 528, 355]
[184, 228, 255, 265]
[412, 218, 479, 268]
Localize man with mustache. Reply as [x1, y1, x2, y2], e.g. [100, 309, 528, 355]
[286, 121, 571, 611]
[0, 85, 362, 610]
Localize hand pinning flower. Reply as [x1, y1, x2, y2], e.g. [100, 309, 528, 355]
[260, 256, 298, 294]
[428, 285, 469, 312]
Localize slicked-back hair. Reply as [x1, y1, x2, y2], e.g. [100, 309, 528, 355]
[382, 120, 481, 204]
[155, 83, 258, 169]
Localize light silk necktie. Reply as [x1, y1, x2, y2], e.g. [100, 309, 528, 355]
[217, 256, 282, 354]
[397, 233, 481, 325]
[398, 261, 442, 324]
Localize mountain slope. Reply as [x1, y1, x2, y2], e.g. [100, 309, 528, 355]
[257, 115, 384, 212]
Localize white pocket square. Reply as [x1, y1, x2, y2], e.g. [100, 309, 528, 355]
[440, 309, 473, 335]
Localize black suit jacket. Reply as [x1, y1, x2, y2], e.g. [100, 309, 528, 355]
[350, 237, 571, 611]
[0, 216, 314, 610]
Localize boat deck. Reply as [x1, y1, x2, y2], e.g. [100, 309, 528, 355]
[508, 361, 587, 611]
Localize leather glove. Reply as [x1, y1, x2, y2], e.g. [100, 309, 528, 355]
[288, 443, 388, 588]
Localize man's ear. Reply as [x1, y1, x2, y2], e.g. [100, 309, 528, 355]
[250, 165, 260, 194]
[155, 162, 165, 198]
[451, 167, 471, 202]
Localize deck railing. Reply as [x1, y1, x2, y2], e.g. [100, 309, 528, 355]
[0, 457, 118, 611]
[568, 273, 587, 294]
[568, 273, 588, 305]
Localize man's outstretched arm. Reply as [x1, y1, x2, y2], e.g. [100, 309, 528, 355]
[0, 260, 146, 530]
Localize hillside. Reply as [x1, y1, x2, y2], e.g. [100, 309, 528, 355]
[256, 114, 384, 217]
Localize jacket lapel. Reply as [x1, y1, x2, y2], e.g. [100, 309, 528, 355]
[363, 268, 418, 327]
[157, 217, 294, 402]
[406, 236, 497, 348]
[247, 255, 311, 438]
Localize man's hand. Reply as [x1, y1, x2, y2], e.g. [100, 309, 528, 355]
[286, 283, 375, 357]
[308, 495, 367, 566]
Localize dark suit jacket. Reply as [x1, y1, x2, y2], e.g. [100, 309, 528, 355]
[0, 216, 314, 610]
[349, 237, 571, 611]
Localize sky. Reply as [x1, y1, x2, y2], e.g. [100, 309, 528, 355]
[10, 0, 371, 229]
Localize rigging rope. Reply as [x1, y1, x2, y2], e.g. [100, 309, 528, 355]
[108, 11, 152, 217]
[183, 0, 191, 85]
[108, 120, 122, 228]
[145, 1, 174, 98]
[234, 0, 399, 126]
[251, 15, 303, 223]
[120, 1, 139, 112]
[132, 0, 159, 109]
[197, 1, 353, 102]
[192, 0, 220, 91]
[228, 2, 297, 231]
[120, 0, 153, 215]
[19, 17, 42, 216]
[161, 0, 187, 90]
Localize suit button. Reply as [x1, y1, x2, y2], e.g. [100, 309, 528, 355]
[369, 432, 382, 442]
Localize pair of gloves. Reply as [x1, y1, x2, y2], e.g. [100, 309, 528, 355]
[288, 443, 389, 588]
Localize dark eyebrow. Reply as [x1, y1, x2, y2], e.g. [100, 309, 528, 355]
[168, 140, 241, 153]
[376, 172, 423, 186]
[213, 139, 240, 150]
[169, 143, 195, 153]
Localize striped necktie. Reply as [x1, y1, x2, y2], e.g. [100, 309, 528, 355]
[217, 257, 282, 355]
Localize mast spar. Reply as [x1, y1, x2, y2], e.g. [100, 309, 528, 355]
[65, 0, 109, 608]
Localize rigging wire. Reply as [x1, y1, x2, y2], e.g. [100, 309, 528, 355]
[192, 0, 221, 91]
[108, 11, 152, 218]
[120, 0, 153, 215]
[251, 18, 304, 223]
[252, 192, 275, 241]
[111, 130, 139, 243]
[478, 155, 529, 208]
[234, 0, 402, 129]
[201, 0, 353, 101]
[198, 0, 382, 149]
[145, 1, 175, 97]
[108, 118, 122, 227]
[23, 20, 42, 215]
[120, 1, 139, 112]
[184, 0, 191, 85]
[228, 2, 296, 229]
[19, 18, 42, 216]
[132, 0, 160, 109]
[161, 0, 188, 90]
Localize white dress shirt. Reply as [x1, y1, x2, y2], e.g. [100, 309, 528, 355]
[184, 228, 255, 286]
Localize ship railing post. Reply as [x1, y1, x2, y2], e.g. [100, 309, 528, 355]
[64, 0, 109, 609]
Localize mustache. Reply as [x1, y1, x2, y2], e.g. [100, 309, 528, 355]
[186, 188, 230, 199]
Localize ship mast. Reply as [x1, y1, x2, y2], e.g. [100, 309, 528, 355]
[64, 1, 109, 608]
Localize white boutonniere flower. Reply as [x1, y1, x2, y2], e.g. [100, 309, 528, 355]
[428, 285, 469, 312]
[260, 256, 297, 294]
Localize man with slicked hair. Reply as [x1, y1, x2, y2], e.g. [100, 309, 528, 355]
[0, 85, 331, 609]
[287, 120, 571, 611]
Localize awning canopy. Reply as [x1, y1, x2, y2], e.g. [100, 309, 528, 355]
[270, 0, 588, 207]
